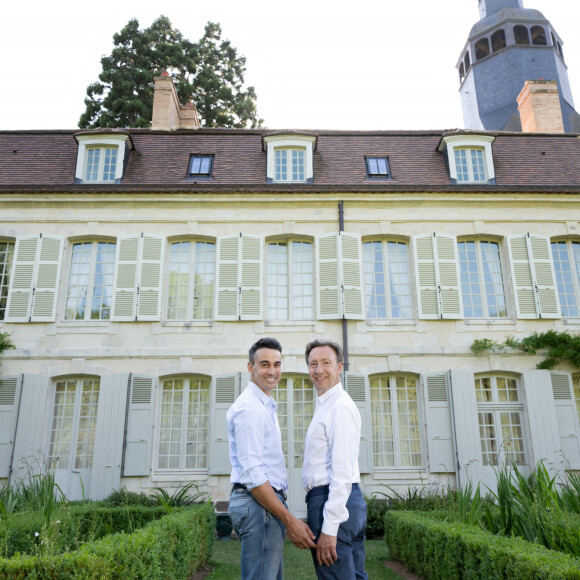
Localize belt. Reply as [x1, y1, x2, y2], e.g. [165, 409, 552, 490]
[232, 483, 287, 501]
[306, 483, 360, 503]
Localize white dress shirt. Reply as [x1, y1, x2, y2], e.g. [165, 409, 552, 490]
[302, 382, 361, 536]
[227, 381, 287, 491]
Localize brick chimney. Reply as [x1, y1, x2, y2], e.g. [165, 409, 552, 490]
[517, 80, 564, 133]
[151, 71, 200, 130]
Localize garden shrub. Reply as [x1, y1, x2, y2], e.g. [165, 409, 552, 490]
[365, 496, 388, 539]
[99, 488, 156, 507]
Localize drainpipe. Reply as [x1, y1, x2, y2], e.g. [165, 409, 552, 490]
[338, 201, 349, 371]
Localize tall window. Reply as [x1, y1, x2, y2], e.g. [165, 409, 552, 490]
[84, 147, 118, 182]
[514, 25, 530, 45]
[48, 378, 100, 470]
[65, 242, 116, 320]
[551, 240, 580, 317]
[167, 241, 215, 320]
[573, 375, 580, 425]
[363, 240, 412, 319]
[458, 240, 507, 318]
[475, 375, 526, 467]
[275, 148, 305, 182]
[370, 375, 421, 468]
[491, 29, 506, 52]
[454, 148, 486, 182]
[0, 241, 14, 320]
[266, 241, 313, 320]
[158, 376, 210, 470]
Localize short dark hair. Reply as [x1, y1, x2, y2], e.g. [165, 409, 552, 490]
[305, 339, 344, 365]
[249, 337, 282, 364]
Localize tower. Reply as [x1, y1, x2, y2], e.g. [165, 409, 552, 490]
[458, 0, 580, 132]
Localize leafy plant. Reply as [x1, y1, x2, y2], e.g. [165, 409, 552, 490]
[151, 482, 208, 513]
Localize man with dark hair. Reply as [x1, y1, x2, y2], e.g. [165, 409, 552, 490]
[302, 339, 368, 580]
[228, 337, 316, 579]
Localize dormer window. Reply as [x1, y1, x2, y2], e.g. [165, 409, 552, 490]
[365, 156, 391, 179]
[438, 134, 496, 185]
[263, 134, 317, 184]
[74, 133, 132, 184]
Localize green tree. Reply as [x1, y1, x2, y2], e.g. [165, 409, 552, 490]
[79, 17, 262, 129]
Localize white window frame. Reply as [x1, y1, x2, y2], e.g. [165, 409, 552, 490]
[438, 134, 496, 184]
[263, 134, 316, 183]
[551, 239, 580, 318]
[0, 239, 15, 321]
[74, 134, 132, 183]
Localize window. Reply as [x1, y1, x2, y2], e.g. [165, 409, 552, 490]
[454, 148, 486, 182]
[74, 133, 132, 184]
[65, 241, 116, 321]
[365, 157, 391, 178]
[475, 38, 490, 61]
[491, 29, 506, 52]
[514, 25, 530, 45]
[276, 148, 304, 182]
[363, 240, 412, 319]
[188, 155, 214, 178]
[475, 375, 526, 467]
[458, 240, 507, 318]
[84, 147, 117, 182]
[464, 51, 471, 73]
[370, 375, 421, 468]
[266, 240, 313, 320]
[0, 241, 14, 320]
[551, 240, 580, 317]
[531, 26, 546, 46]
[263, 134, 316, 184]
[573, 375, 580, 425]
[438, 134, 496, 185]
[158, 376, 210, 470]
[167, 240, 215, 320]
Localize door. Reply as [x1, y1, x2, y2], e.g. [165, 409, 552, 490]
[48, 378, 100, 500]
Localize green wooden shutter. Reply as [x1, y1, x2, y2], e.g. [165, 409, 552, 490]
[209, 373, 239, 475]
[31, 236, 64, 322]
[137, 235, 164, 321]
[529, 235, 561, 318]
[413, 234, 439, 319]
[0, 376, 22, 478]
[123, 375, 156, 476]
[508, 234, 538, 318]
[112, 236, 139, 321]
[344, 372, 372, 473]
[216, 236, 240, 321]
[240, 235, 263, 320]
[436, 235, 463, 319]
[317, 233, 341, 319]
[550, 372, 580, 469]
[341, 233, 365, 319]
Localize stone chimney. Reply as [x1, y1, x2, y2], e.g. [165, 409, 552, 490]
[517, 80, 565, 133]
[151, 71, 200, 130]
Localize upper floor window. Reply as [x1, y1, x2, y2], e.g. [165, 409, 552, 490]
[531, 26, 546, 46]
[438, 134, 496, 185]
[74, 133, 132, 184]
[65, 241, 116, 321]
[266, 240, 313, 320]
[188, 154, 214, 179]
[0, 241, 15, 321]
[475, 38, 490, 61]
[455, 148, 486, 182]
[458, 240, 507, 318]
[363, 240, 412, 319]
[514, 25, 530, 45]
[263, 134, 316, 184]
[276, 148, 304, 182]
[491, 29, 506, 52]
[167, 240, 215, 321]
[365, 157, 391, 179]
[551, 240, 580, 317]
[85, 147, 117, 182]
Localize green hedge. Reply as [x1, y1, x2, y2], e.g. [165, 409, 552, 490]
[384, 510, 580, 580]
[0, 503, 215, 579]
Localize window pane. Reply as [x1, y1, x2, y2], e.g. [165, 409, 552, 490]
[370, 376, 394, 467]
[267, 243, 288, 319]
[479, 411, 498, 466]
[275, 150, 287, 181]
[85, 149, 100, 181]
[292, 150, 305, 181]
[102, 148, 117, 181]
[193, 242, 215, 319]
[0, 241, 15, 321]
[185, 377, 210, 469]
[291, 241, 313, 320]
[470, 149, 486, 181]
[551, 241, 579, 317]
[454, 149, 469, 182]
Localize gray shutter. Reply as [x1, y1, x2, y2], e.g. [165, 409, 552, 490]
[209, 373, 239, 475]
[137, 235, 164, 321]
[508, 234, 537, 318]
[4, 236, 38, 322]
[317, 233, 341, 319]
[240, 235, 263, 320]
[340, 233, 365, 319]
[422, 372, 455, 473]
[30, 235, 64, 322]
[550, 372, 580, 469]
[216, 235, 240, 321]
[123, 375, 156, 476]
[344, 373, 372, 474]
[529, 235, 561, 318]
[413, 235, 439, 319]
[10, 374, 50, 484]
[436, 235, 463, 319]
[112, 236, 139, 321]
[0, 376, 23, 478]
[90, 374, 129, 499]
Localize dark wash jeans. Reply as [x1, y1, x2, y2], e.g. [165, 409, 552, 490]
[306, 484, 368, 580]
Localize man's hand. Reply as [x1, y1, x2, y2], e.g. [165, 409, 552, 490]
[315, 532, 338, 566]
[285, 516, 317, 549]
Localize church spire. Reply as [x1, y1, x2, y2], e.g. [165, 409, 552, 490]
[478, 0, 523, 18]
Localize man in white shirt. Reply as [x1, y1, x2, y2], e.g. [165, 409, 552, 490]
[228, 337, 316, 580]
[302, 339, 368, 580]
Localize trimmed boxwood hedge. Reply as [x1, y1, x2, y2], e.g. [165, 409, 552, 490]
[385, 510, 580, 580]
[0, 503, 215, 579]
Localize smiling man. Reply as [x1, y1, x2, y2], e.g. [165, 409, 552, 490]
[302, 339, 368, 580]
[227, 337, 316, 580]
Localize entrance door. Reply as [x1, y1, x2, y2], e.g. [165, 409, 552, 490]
[48, 378, 100, 500]
[274, 375, 315, 517]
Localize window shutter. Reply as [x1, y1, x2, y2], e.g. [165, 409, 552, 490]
[112, 236, 139, 321]
[422, 372, 455, 473]
[413, 235, 439, 319]
[136, 235, 164, 321]
[5, 236, 39, 322]
[436, 235, 463, 319]
[529, 235, 561, 318]
[90, 374, 129, 499]
[0, 376, 23, 478]
[550, 372, 580, 469]
[344, 372, 372, 473]
[240, 235, 263, 320]
[216, 236, 240, 321]
[10, 374, 50, 484]
[123, 375, 156, 476]
[340, 233, 365, 319]
[209, 373, 239, 475]
[317, 233, 341, 319]
[31, 236, 64, 322]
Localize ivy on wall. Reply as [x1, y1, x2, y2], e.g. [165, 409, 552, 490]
[0, 331, 14, 375]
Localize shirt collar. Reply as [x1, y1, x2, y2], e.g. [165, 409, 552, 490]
[248, 381, 277, 410]
[317, 382, 343, 404]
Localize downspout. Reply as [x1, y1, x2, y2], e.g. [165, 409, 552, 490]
[338, 201, 349, 371]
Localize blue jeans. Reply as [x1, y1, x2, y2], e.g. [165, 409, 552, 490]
[306, 484, 368, 580]
[228, 487, 286, 580]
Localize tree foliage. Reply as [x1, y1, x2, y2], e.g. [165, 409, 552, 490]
[79, 17, 262, 129]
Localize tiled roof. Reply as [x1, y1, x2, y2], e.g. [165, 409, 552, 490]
[0, 128, 579, 191]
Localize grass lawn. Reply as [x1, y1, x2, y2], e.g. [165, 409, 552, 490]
[206, 538, 406, 579]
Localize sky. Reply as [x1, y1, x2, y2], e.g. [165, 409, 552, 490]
[1, 0, 578, 132]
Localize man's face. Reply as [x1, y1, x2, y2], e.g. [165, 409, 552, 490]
[308, 345, 343, 396]
[248, 347, 282, 396]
